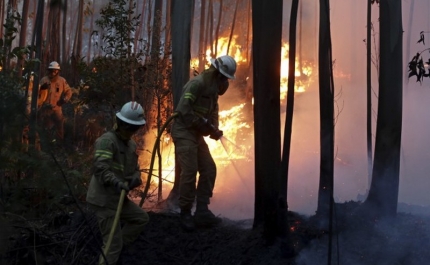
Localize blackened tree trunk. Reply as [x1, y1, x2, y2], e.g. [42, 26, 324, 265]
[214, 0, 222, 57]
[277, 0, 299, 258]
[364, 0, 403, 218]
[62, 0, 68, 63]
[46, 0, 61, 61]
[316, 0, 335, 219]
[252, 0, 283, 245]
[165, 0, 194, 208]
[163, 0, 171, 56]
[28, 0, 45, 149]
[226, 0, 239, 54]
[0, 0, 4, 37]
[198, 0, 206, 73]
[366, 0, 373, 190]
[72, 0, 84, 59]
[86, 1, 94, 64]
[17, 0, 30, 75]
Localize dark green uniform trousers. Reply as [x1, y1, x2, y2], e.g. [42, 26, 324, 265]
[89, 200, 149, 265]
[175, 137, 217, 211]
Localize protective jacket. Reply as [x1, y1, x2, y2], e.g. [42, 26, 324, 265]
[171, 68, 220, 141]
[86, 130, 142, 209]
[39, 76, 72, 110]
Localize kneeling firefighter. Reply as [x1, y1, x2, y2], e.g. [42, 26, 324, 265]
[86, 101, 149, 265]
[171, 55, 237, 231]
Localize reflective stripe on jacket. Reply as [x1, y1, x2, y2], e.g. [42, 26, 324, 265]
[86, 130, 141, 209]
[171, 68, 220, 141]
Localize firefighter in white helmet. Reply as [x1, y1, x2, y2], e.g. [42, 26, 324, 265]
[86, 101, 149, 265]
[171, 55, 237, 231]
[38, 61, 72, 141]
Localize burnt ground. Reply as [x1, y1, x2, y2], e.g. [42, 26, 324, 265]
[2, 201, 430, 265]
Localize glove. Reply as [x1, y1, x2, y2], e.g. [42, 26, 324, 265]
[57, 98, 66, 106]
[210, 129, 223, 140]
[195, 118, 216, 136]
[40, 83, 50, 90]
[128, 175, 141, 190]
[112, 178, 129, 193]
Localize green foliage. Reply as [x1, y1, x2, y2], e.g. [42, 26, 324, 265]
[73, 0, 147, 108]
[95, 0, 142, 59]
[0, 10, 22, 70]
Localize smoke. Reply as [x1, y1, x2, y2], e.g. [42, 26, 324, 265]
[144, 0, 430, 220]
[207, 0, 430, 220]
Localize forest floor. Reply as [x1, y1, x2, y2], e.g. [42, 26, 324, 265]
[2, 201, 430, 265]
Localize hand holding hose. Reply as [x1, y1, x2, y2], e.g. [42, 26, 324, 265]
[210, 129, 223, 140]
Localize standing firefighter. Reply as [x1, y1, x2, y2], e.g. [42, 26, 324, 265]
[38, 61, 72, 141]
[86, 102, 149, 265]
[171, 55, 237, 231]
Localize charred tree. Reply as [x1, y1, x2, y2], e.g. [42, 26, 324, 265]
[366, 0, 373, 190]
[61, 0, 68, 63]
[316, 0, 335, 220]
[163, 0, 194, 208]
[198, 0, 207, 73]
[363, 0, 403, 218]
[28, 0, 45, 150]
[252, 0, 283, 244]
[17, 0, 30, 75]
[226, 0, 239, 55]
[46, 0, 61, 62]
[277, 0, 299, 258]
[214, 0, 223, 57]
[72, 0, 84, 59]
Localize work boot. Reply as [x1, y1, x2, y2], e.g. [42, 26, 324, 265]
[180, 210, 195, 232]
[194, 209, 222, 227]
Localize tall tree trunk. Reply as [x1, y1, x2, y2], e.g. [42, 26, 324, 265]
[163, 0, 171, 56]
[0, 0, 5, 38]
[61, 0, 68, 63]
[86, 1, 94, 64]
[72, 0, 84, 58]
[366, 0, 373, 190]
[226, 0, 239, 55]
[207, 0, 214, 57]
[405, 0, 415, 81]
[252, 0, 283, 245]
[316, 0, 335, 219]
[278, 0, 299, 258]
[245, 0, 251, 63]
[17, 0, 30, 75]
[214, 0, 222, 57]
[29, 0, 45, 150]
[162, 0, 194, 208]
[198, 0, 206, 72]
[317, 1, 335, 263]
[46, 0, 61, 61]
[364, 0, 403, 218]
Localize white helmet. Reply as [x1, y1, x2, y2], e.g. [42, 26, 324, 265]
[116, 101, 146, 125]
[48, 61, 61, 70]
[210, 55, 237, 79]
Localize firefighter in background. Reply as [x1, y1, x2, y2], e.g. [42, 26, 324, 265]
[38, 61, 72, 141]
[86, 101, 149, 265]
[171, 55, 237, 231]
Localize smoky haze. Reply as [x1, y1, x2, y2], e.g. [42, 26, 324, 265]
[150, 0, 430, 220]
[161, 0, 430, 220]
